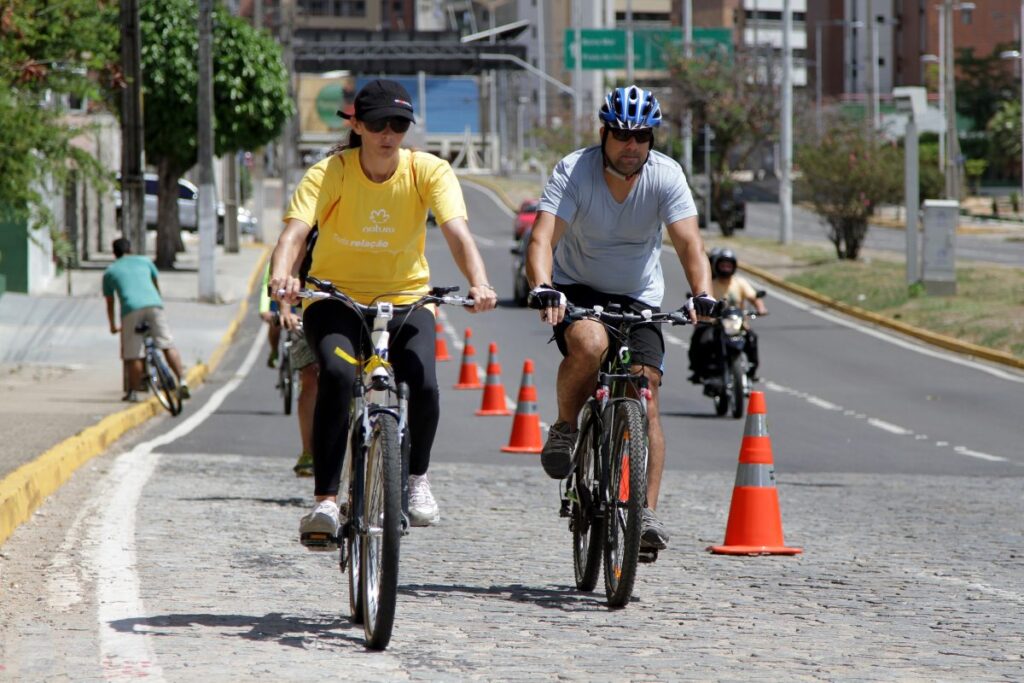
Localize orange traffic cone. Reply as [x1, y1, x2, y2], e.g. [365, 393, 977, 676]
[476, 343, 512, 416]
[453, 327, 483, 390]
[501, 359, 543, 453]
[435, 322, 451, 362]
[708, 391, 802, 556]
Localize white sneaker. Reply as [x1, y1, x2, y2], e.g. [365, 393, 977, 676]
[299, 499, 340, 550]
[408, 474, 440, 527]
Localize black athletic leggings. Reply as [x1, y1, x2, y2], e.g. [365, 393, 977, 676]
[303, 299, 439, 496]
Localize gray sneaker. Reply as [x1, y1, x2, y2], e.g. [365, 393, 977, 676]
[408, 474, 440, 526]
[641, 508, 670, 550]
[299, 499, 340, 550]
[541, 420, 577, 479]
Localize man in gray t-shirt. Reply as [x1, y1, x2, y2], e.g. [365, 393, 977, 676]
[525, 85, 718, 551]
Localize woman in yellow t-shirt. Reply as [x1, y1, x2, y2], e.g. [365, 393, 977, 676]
[271, 80, 497, 542]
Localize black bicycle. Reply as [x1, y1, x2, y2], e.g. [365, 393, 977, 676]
[555, 302, 692, 607]
[294, 276, 473, 650]
[135, 320, 181, 416]
[274, 313, 299, 415]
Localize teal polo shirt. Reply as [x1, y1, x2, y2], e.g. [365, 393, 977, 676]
[102, 255, 163, 315]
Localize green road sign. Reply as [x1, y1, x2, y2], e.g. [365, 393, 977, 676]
[565, 28, 732, 70]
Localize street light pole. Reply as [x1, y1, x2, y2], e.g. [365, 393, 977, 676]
[780, 0, 793, 244]
[937, 3, 945, 170]
[682, 0, 692, 176]
[944, 0, 959, 199]
[626, 0, 634, 84]
[573, 0, 582, 149]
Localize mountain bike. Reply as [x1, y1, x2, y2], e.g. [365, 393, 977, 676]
[556, 301, 692, 607]
[135, 320, 182, 416]
[274, 313, 298, 415]
[294, 276, 473, 650]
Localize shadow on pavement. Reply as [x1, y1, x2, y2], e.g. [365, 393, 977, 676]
[109, 613, 362, 649]
[400, 582, 611, 611]
[177, 495, 307, 509]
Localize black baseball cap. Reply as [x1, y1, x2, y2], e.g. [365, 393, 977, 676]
[338, 79, 416, 124]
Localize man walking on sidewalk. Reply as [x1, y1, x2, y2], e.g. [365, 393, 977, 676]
[102, 237, 190, 402]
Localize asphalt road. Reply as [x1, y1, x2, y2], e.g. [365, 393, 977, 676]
[1, 181, 1022, 681]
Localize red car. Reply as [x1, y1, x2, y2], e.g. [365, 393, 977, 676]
[513, 199, 540, 239]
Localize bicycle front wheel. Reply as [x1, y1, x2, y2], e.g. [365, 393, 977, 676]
[571, 405, 602, 592]
[360, 412, 402, 650]
[148, 354, 181, 416]
[603, 401, 647, 608]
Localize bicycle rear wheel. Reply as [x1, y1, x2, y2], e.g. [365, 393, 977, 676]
[279, 347, 293, 415]
[360, 411, 402, 650]
[603, 400, 647, 607]
[571, 405, 602, 592]
[148, 353, 181, 416]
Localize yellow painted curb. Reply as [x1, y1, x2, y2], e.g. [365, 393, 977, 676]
[741, 262, 1024, 371]
[0, 247, 271, 546]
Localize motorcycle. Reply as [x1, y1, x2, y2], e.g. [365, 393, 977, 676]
[691, 291, 765, 419]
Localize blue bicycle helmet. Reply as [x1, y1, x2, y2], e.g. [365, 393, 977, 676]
[599, 85, 663, 130]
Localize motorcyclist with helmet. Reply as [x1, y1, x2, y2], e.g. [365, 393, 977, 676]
[525, 84, 716, 551]
[688, 248, 766, 382]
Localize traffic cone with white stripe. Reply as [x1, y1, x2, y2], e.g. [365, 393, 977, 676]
[435, 322, 451, 362]
[501, 359, 543, 453]
[476, 343, 511, 416]
[453, 327, 483, 390]
[708, 391, 802, 556]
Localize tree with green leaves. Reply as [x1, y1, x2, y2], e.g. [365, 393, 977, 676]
[667, 50, 777, 236]
[795, 123, 903, 260]
[955, 43, 1018, 133]
[0, 0, 119, 233]
[139, 0, 293, 268]
[986, 98, 1021, 181]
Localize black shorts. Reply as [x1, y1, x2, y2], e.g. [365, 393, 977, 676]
[552, 283, 666, 373]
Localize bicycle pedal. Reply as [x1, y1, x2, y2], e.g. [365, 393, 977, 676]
[300, 531, 339, 551]
[638, 548, 659, 564]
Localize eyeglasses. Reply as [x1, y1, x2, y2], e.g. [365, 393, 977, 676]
[609, 128, 654, 144]
[363, 117, 412, 134]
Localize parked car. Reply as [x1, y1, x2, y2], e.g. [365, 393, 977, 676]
[510, 227, 531, 307]
[694, 183, 747, 236]
[114, 173, 258, 241]
[514, 199, 540, 239]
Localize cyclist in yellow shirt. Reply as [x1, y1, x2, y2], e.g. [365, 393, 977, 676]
[271, 80, 497, 546]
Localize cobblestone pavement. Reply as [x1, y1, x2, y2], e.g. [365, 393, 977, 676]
[2, 446, 1022, 681]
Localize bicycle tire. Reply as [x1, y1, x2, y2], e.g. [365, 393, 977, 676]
[571, 405, 602, 592]
[730, 356, 747, 419]
[347, 426, 364, 625]
[280, 350, 293, 416]
[149, 353, 181, 416]
[360, 412, 402, 650]
[603, 400, 646, 608]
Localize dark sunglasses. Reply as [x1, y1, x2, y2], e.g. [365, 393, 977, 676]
[363, 117, 412, 134]
[609, 128, 654, 144]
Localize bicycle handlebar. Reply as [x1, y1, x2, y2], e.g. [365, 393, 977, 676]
[564, 302, 692, 327]
[285, 276, 475, 313]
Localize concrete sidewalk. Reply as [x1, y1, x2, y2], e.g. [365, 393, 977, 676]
[1, 191, 283, 544]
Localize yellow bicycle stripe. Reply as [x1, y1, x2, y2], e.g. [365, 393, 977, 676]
[333, 346, 358, 365]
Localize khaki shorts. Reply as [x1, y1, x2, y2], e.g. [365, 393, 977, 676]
[290, 329, 316, 371]
[121, 307, 174, 360]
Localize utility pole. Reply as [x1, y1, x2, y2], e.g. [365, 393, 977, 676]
[780, 0, 793, 244]
[249, 0, 265, 242]
[943, 0, 960, 199]
[119, 0, 145, 253]
[198, 0, 216, 301]
[536, 0, 547, 126]
[703, 124, 713, 225]
[682, 0, 692, 176]
[573, 0, 582, 149]
[280, 0, 296, 214]
[867, 0, 878, 129]
[626, 0, 634, 83]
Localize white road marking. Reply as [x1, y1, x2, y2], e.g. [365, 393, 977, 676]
[462, 182, 517, 218]
[953, 446, 1007, 463]
[764, 381, 1009, 463]
[87, 331, 265, 680]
